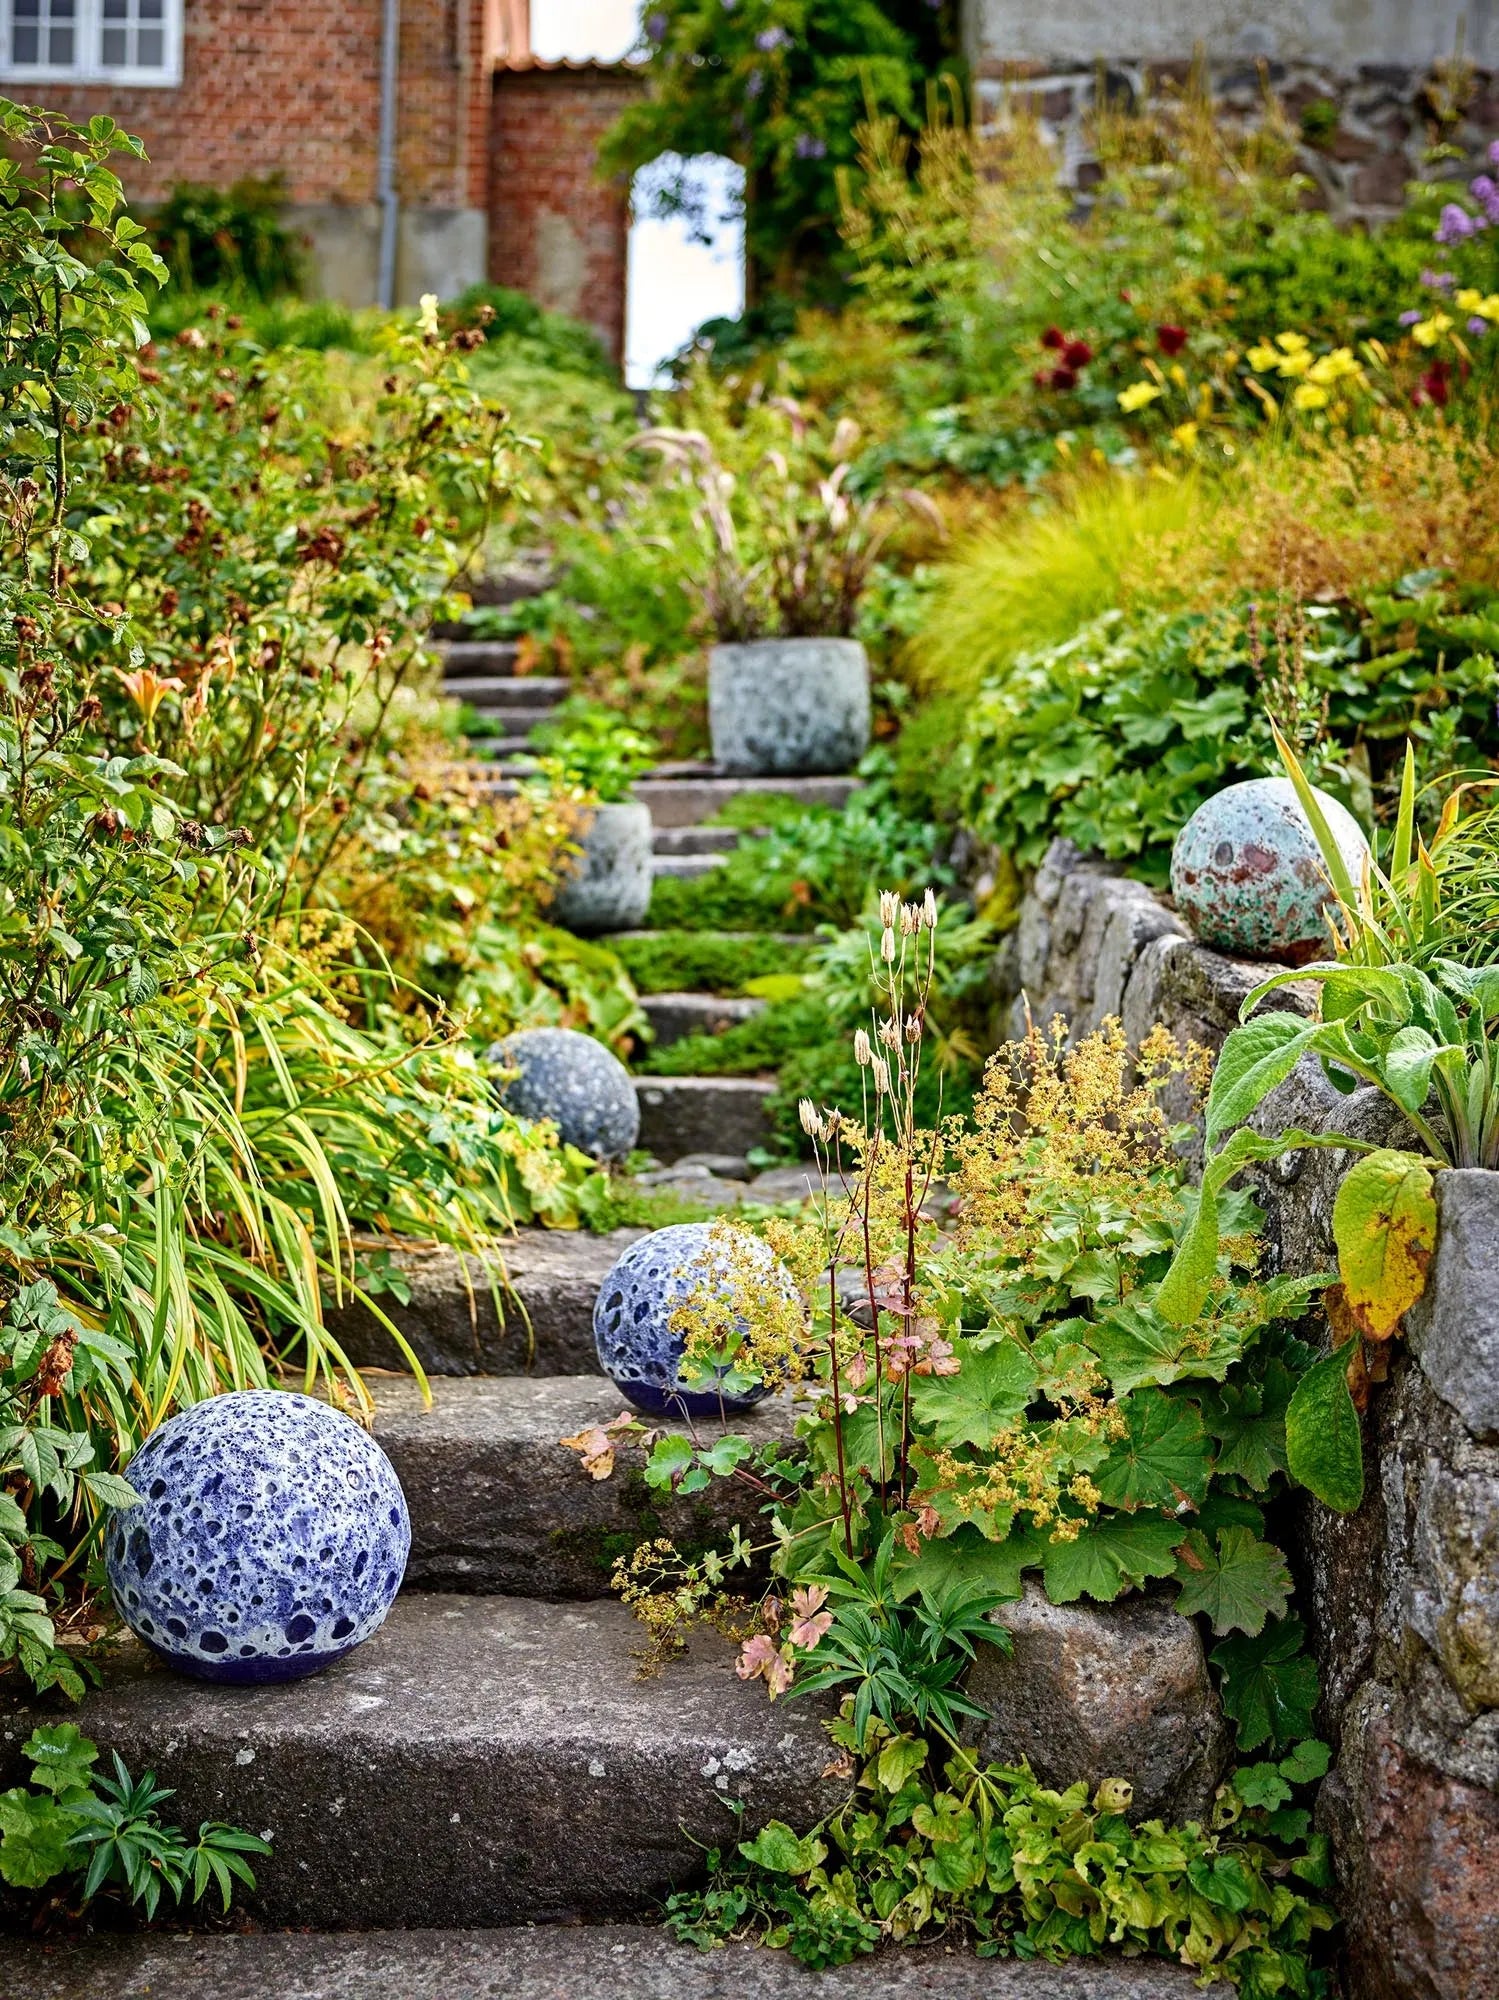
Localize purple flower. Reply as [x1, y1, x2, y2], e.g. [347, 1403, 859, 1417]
[1472, 174, 1497, 200]
[721, 0, 736, 8]
[645, 8, 668, 40]
[1399, 309, 1422, 325]
[745, 66, 763, 98]
[755, 25, 789, 49]
[794, 132, 827, 159]
[1469, 316, 1491, 335]
[1421, 268, 1455, 289]
[1489, 139, 1499, 166]
[1436, 202, 1480, 244]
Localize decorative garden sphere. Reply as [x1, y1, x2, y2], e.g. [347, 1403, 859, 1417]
[105, 1392, 409, 1685]
[1170, 777, 1370, 965]
[593, 1222, 800, 1418]
[485, 1026, 640, 1161]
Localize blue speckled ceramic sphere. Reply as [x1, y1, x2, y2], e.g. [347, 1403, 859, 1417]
[105, 1392, 409, 1685]
[485, 1026, 640, 1161]
[594, 1222, 800, 1418]
[1171, 777, 1370, 965]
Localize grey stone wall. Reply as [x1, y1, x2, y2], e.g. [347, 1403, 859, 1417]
[963, 1, 1498, 223]
[995, 842, 1499, 1999]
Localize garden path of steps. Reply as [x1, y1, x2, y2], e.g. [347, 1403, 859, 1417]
[0, 617, 1214, 1993]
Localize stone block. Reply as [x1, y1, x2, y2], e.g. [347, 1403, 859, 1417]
[967, 1584, 1230, 1822]
[634, 1076, 775, 1162]
[1407, 1170, 1499, 1444]
[1088, 892, 1188, 1029]
[0, 1596, 847, 1931]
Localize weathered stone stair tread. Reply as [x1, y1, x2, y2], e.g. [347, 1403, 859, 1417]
[604, 929, 810, 948]
[653, 852, 729, 879]
[439, 638, 520, 675]
[0, 1597, 844, 1931]
[643, 991, 767, 1046]
[326, 1229, 642, 1377]
[653, 824, 744, 855]
[635, 774, 860, 828]
[636, 1075, 775, 1161]
[1, 1929, 1229, 2000]
[372, 1375, 792, 1596]
[446, 674, 568, 707]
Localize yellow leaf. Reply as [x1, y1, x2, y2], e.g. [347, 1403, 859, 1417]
[1332, 1149, 1438, 1341]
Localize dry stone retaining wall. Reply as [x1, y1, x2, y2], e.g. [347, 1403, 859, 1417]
[993, 841, 1499, 1999]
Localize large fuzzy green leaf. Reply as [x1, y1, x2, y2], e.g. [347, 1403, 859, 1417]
[1094, 1391, 1212, 1511]
[1285, 1342, 1365, 1514]
[1201, 1361, 1296, 1491]
[1211, 1617, 1321, 1752]
[1205, 1015, 1321, 1148]
[1040, 1515, 1183, 1604]
[1172, 1526, 1292, 1636]
[1089, 1300, 1245, 1394]
[910, 1337, 1037, 1449]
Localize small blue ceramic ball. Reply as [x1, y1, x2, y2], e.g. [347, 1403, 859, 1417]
[105, 1392, 409, 1685]
[485, 1026, 640, 1161]
[1171, 776, 1370, 965]
[594, 1222, 800, 1418]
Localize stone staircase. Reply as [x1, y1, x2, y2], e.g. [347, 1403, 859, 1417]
[3, 1218, 1230, 1996]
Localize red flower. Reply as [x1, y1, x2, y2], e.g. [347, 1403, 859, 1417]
[1416, 360, 1451, 407]
[1048, 365, 1079, 392]
[1040, 325, 1066, 350]
[1156, 324, 1189, 355]
[1062, 338, 1094, 369]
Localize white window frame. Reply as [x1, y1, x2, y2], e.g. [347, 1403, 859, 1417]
[0, 0, 183, 87]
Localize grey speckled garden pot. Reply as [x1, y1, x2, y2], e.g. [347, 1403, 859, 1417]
[551, 799, 653, 936]
[708, 638, 870, 776]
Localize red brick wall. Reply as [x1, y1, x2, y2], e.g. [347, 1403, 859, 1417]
[29, 0, 488, 210]
[488, 66, 642, 365]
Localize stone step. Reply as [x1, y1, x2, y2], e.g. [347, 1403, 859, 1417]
[652, 825, 743, 855]
[444, 674, 569, 711]
[636, 1075, 776, 1161]
[1, 1929, 1229, 2000]
[652, 853, 728, 880]
[468, 735, 535, 760]
[635, 774, 860, 829]
[0, 1596, 844, 1931]
[326, 1228, 642, 1377]
[371, 1374, 789, 1597]
[642, 991, 766, 1047]
[439, 638, 520, 677]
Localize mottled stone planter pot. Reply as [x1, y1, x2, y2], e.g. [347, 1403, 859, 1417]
[708, 638, 870, 776]
[551, 799, 652, 936]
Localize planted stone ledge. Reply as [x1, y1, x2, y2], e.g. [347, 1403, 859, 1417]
[373, 1375, 796, 1597]
[0, 1597, 847, 1931]
[325, 1229, 644, 1377]
[635, 1076, 775, 1162]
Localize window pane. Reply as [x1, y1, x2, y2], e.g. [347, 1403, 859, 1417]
[52, 0, 75, 18]
[12, 23, 39, 58]
[14, 0, 40, 20]
[48, 24, 74, 59]
[101, 24, 127, 62]
[140, 0, 165, 18]
[103, 0, 129, 17]
[137, 25, 163, 63]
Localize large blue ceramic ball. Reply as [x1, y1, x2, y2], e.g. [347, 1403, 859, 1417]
[1171, 777, 1370, 965]
[593, 1222, 800, 1418]
[105, 1392, 409, 1685]
[485, 1026, 640, 1161]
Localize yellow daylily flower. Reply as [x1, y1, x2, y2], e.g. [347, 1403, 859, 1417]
[1292, 383, 1330, 410]
[1307, 347, 1363, 386]
[1246, 342, 1278, 371]
[1168, 363, 1188, 389]
[1455, 288, 1485, 313]
[1171, 421, 1200, 448]
[1275, 330, 1309, 351]
[1118, 381, 1164, 412]
[1413, 313, 1453, 347]
[1274, 347, 1313, 377]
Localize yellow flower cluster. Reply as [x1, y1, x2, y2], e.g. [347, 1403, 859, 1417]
[1244, 331, 1367, 409]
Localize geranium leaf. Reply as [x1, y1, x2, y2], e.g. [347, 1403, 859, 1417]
[1089, 1300, 1245, 1394]
[1094, 1390, 1212, 1511]
[1201, 1359, 1296, 1491]
[1172, 1526, 1292, 1636]
[1211, 1617, 1320, 1752]
[910, 1337, 1036, 1449]
[1040, 1515, 1183, 1604]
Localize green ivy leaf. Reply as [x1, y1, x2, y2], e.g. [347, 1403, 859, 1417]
[1211, 1617, 1321, 1752]
[1040, 1515, 1183, 1604]
[1285, 1343, 1364, 1514]
[1172, 1526, 1292, 1636]
[1094, 1390, 1212, 1511]
[909, 1337, 1037, 1449]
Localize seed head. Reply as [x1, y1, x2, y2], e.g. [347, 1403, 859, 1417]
[853, 1027, 872, 1067]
